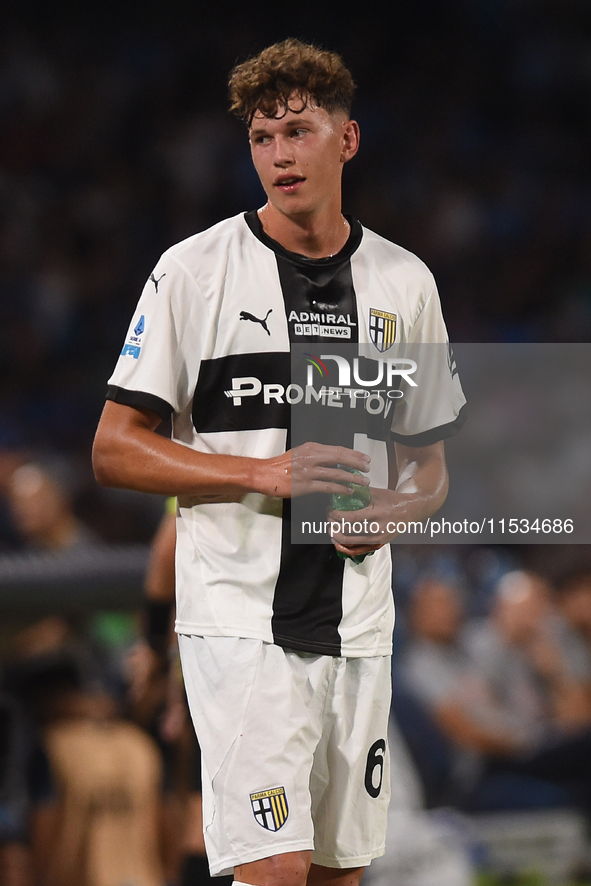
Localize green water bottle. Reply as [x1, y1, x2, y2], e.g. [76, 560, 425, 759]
[330, 465, 371, 511]
[330, 465, 374, 565]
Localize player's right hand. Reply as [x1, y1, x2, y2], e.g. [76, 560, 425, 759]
[256, 442, 370, 498]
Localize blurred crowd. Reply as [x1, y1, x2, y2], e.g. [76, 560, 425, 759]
[1, 453, 591, 884]
[1, 0, 591, 883]
[1, 0, 590, 465]
[396, 566, 591, 815]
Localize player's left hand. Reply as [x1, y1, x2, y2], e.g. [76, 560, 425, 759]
[327, 486, 404, 553]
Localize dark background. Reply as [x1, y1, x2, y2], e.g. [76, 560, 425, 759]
[1, 8, 591, 879]
[0, 0, 590, 554]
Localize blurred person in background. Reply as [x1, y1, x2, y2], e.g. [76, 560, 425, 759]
[399, 571, 591, 815]
[1, 619, 107, 886]
[466, 570, 591, 740]
[6, 457, 99, 552]
[12, 650, 165, 886]
[554, 569, 591, 678]
[398, 577, 527, 808]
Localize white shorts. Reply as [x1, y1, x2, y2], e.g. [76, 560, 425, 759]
[178, 635, 391, 877]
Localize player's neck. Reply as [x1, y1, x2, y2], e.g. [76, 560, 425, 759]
[258, 202, 350, 259]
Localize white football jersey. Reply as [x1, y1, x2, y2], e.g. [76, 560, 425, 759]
[107, 212, 465, 657]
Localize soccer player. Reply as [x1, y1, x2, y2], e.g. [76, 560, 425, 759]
[93, 39, 465, 886]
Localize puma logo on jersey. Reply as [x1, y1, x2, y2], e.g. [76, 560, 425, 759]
[240, 309, 272, 335]
[150, 272, 166, 292]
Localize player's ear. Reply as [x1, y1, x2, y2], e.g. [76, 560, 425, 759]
[340, 119, 360, 163]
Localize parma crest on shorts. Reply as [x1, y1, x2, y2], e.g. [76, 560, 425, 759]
[250, 786, 289, 831]
[369, 308, 397, 352]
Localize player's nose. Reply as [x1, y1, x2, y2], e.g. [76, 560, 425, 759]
[272, 135, 295, 166]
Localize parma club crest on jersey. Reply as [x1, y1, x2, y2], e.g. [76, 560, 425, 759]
[369, 308, 397, 352]
[250, 786, 289, 831]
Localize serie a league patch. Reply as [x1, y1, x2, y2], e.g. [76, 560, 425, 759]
[250, 786, 289, 831]
[121, 314, 145, 359]
[369, 308, 397, 352]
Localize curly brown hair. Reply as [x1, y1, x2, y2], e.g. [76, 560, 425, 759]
[228, 38, 356, 126]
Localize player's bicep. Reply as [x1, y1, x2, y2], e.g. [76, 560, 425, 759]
[93, 401, 163, 483]
[97, 399, 163, 436]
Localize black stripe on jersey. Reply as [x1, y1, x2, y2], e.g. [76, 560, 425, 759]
[192, 352, 290, 433]
[244, 215, 364, 657]
[275, 254, 360, 347]
[106, 385, 173, 422]
[390, 403, 468, 447]
[271, 502, 345, 656]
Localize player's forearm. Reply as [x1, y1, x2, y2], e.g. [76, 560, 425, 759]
[92, 404, 259, 497]
[351, 444, 448, 528]
[93, 402, 372, 500]
[389, 447, 449, 523]
[94, 432, 258, 496]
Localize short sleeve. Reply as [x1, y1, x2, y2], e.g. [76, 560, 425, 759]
[106, 252, 208, 419]
[389, 283, 466, 445]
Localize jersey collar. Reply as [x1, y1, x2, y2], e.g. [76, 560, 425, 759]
[244, 210, 363, 267]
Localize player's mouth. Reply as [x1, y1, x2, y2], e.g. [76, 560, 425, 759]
[274, 175, 306, 194]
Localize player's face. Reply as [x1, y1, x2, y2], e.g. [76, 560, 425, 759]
[249, 96, 358, 219]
